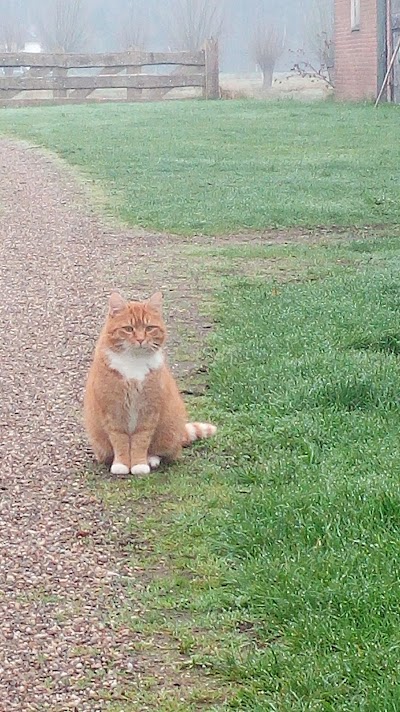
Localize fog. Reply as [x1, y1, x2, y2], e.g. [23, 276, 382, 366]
[0, 0, 330, 72]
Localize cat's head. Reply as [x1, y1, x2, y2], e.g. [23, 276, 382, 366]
[105, 291, 166, 353]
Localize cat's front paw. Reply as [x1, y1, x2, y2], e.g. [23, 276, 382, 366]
[111, 462, 130, 475]
[131, 463, 151, 476]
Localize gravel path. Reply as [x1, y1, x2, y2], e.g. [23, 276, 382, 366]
[0, 140, 179, 710]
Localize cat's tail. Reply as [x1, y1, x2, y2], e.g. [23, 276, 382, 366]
[183, 422, 217, 446]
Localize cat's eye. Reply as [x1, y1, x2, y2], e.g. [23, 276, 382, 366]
[145, 325, 157, 332]
[122, 325, 134, 332]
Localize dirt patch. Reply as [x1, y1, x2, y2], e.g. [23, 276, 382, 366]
[197, 224, 399, 248]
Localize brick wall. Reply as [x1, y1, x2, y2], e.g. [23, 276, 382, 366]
[335, 0, 379, 100]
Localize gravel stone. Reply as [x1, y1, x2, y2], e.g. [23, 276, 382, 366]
[0, 140, 166, 709]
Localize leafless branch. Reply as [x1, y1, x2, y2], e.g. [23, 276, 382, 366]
[35, 0, 89, 53]
[304, 0, 334, 80]
[167, 0, 224, 52]
[0, 0, 26, 52]
[116, 0, 148, 50]
[291, 54, 334, 88]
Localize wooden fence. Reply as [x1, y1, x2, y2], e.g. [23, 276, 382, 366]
[0, 40, 219, 107]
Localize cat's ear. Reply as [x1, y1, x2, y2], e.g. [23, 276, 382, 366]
[147, 292, 163, 313]
[109, 291, 126, 316]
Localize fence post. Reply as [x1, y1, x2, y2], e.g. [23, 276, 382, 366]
[204, 38, 219, 99]
[53, 66, 67, 100]
[127, 64, 142, 102]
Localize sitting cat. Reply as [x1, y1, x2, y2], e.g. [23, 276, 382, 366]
[84, 291, 216, 475]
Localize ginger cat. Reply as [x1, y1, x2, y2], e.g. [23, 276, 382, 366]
[84, 291, 216, 475]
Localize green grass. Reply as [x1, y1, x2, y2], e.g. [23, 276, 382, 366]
[85, 232, 400, 710]
[0, 100, 399, 234]
[102, 233, 400, 711]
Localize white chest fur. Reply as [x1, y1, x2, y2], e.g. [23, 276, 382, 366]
[106, 348, 164, 382]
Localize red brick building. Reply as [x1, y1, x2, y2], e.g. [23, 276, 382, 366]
[335, 0, 390, 100]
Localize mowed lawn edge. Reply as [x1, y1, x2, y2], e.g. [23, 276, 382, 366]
[0, 100, 399, 235]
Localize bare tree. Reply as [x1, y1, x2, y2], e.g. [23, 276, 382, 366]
[250, 21, 285, 90]
[35, 0, 89, 53]
[0, 0, 26, 52]
[116, 0, 147, 50]
[167, 0, 224, 52]
[305, 0, 334, 81]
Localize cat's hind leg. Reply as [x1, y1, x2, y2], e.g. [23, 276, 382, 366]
[149, 429, 183, 465]
[89, 431, 113, 467]
[147, 455, 161, 470]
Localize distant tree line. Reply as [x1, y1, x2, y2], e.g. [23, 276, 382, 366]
[0, 0, 334, 83]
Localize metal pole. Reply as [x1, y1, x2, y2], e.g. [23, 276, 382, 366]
[375, 34, 400, 106]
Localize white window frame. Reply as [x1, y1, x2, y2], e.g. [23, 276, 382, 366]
[351, 0, 361, 31]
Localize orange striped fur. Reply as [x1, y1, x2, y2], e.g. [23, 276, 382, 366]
[183, 422, 217, 446]
[84, 292, 216, 476]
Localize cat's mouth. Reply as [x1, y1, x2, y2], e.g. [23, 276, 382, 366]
[113, 340, 161, 356]
[127, 342, 158, 353]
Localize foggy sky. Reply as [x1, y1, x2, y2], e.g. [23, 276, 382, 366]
[0, 0, 323, 72]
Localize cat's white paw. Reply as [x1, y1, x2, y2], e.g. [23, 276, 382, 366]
[148, 456, 161, 470]
[111, 462, 130, 475]
[131, 463, 151, 476]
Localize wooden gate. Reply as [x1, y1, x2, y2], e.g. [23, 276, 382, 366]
[0, 40, 219, 107]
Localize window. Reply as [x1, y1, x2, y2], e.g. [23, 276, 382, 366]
[351, 0, 361, 31]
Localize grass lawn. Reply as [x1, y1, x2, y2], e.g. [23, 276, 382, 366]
[0, 100, 399, 234]
[3, 100, 400, 708]
[114, 234, 400, 710]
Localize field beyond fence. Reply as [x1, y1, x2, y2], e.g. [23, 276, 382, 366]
[0, 40, 219, 107]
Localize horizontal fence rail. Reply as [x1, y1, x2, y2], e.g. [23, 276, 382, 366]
[0, 50, 206, 69]
[0, 40, 219, 107]
[0, 74, 205, 91]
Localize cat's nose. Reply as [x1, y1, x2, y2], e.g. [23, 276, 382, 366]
[137, 336, 145, 344]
